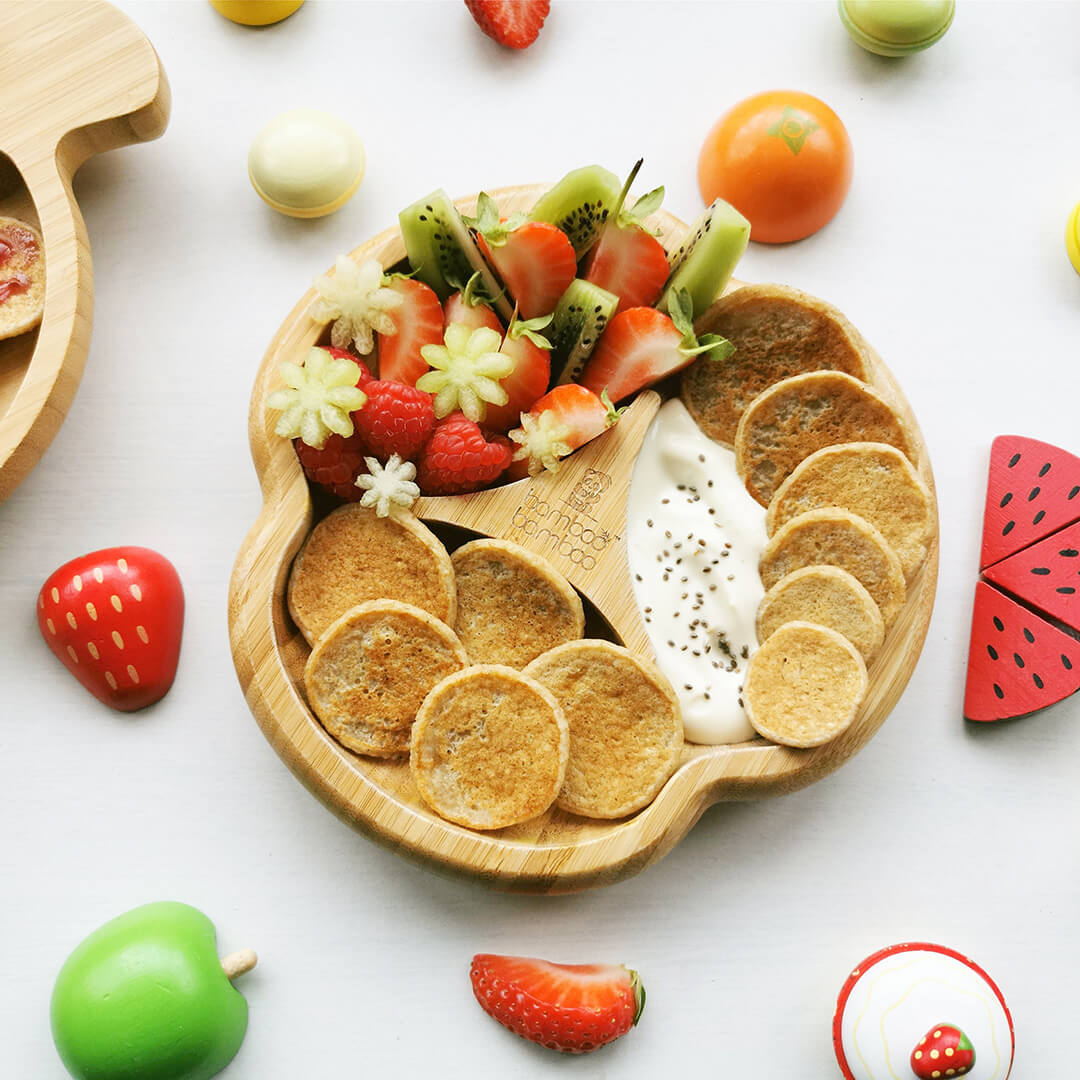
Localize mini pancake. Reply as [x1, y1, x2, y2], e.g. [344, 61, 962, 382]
[756, 565, 885, 664]
[303, 600, 467, 757]
[759, 508, 906, 629]
[734, 370, 915, 507]
[681, 284, 870, 446]
[450, 539, 585, 668]
[409, 665, 568, 831]
[0, 216, 45, 340]
[744, 620, 868, 748]
[767, 442, 933, 581]
[287, 503, 456, 645]
[524, 640, 683, 819]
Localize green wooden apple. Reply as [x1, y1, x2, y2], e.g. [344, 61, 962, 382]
[51, 901, 256, 1080]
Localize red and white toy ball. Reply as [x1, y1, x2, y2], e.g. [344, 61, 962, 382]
[833, 943, 1014, 1080]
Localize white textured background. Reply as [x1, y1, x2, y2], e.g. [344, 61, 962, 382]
[2, 1, 1079, 1075]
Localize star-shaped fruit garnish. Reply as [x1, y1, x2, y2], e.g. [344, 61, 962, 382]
[267, 346, 368, 448]
[310, 255, 403, 355]
[354, 454, 420, 518]
[416, 323, 513, 423]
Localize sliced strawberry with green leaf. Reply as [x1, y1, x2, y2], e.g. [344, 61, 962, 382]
[417, 323, 514, 423]
[470, 953, 644, 1054]
[443, 271, 504, 334]
[911, 1023, 975, 1078]
[483, 314, 552, 432]
[580, 288, 733, 402]
[507, 383, 623, 478]
[376, 276, 445, 386]
[267, 346, 369, 448]
[583, 159, 669, 315]
[470, 193, 577, 319]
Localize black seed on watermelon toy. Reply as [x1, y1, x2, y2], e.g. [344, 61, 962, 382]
[964, 582, 1080, 721]
[980, 435, 1080, 569]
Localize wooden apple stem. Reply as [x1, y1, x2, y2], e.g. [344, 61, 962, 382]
[221, 949, 258, 980]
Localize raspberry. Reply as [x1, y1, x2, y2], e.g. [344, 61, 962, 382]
[294, 433, 369, 500]
[353, 379, 436, 461]
[416, 413, 512, 495]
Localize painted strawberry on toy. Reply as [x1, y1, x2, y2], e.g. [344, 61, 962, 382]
[470, 953, 644, 1054]
[37, 548, 184, 712]
[911, 1023, 975, 1078]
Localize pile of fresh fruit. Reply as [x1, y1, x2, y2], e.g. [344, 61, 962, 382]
[269, 161, 750, 506]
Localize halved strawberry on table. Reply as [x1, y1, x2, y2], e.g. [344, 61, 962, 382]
[464, 0, 550, 51]
[416, 413, 512, 495]
[506, 383, 623, 479]
[469, 953, 644, 1054]
[583, 159, 670, 315]
[579, 288, 733, 402]
[469, 193, 576, 320]
[376, 275, 445, 386]
[482, 314, 552, 432]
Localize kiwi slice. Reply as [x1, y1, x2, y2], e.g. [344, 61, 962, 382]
[549, 279, 619, 385]
[399, 189, 511, 319]
[529, 165, 622, 259]
[658, 198, 750, 321]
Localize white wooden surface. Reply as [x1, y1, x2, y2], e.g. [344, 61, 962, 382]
[1, 2, 1078, 1075]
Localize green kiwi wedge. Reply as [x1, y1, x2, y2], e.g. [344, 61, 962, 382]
[529, 165, 622, 259]
[549, 278, 619, 385]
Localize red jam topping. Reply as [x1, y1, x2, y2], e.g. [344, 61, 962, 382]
[0, 273, 30, 304]
[0, 224, 39, 307]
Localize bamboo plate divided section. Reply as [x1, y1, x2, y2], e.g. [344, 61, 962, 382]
[229, 184, 939, 893]
[0, 1, 169, 503]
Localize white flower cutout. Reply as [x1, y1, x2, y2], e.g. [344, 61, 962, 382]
[267, 347, 368, 449]
[416, 323, 513, 422]
[355, 454, 420, 517]
[508, 410, 572, 476]
[310, 255, 403, 355]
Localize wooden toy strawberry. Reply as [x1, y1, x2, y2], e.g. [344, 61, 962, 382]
[911, 1023, 975, 1078]
[37, 547, 184, 712]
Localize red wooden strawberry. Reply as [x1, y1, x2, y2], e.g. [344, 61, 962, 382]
[37, 548, 184, 712]
[470, 953, 644, 1054]
[464, 0, 550, 50]
[911, 1023, 975, 1078]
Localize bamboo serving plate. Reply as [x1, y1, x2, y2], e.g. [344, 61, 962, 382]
[0, 1, 169, 502]
[229, 184, 939, 893]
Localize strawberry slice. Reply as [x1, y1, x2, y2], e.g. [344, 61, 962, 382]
[464, 0, 550, 50]
[417, 322, 514, 423]
[416, 413, 512, 495]
[583, 159, 670, 314]
[37, 548, 184, 712]
[376, 276, 445, 386]
[580, 288, 733, 402]
[911, 1023, 975, 1078]
[507, 383, 622, 478]
[443, 272, 504, 334]
[470, 193, 576, 319]
[470, 953, 644, 1054]
[483, 314, 552, 432]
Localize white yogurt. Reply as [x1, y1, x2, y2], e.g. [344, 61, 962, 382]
[626, 400, 767, 744]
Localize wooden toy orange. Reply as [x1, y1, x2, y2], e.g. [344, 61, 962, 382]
[228, 185, 938, 893]
[0, 1, 169, 502]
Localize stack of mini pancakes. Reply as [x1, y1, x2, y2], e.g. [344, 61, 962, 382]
[682, 284, 936, 749]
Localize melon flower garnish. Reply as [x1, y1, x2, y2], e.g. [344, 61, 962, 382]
[509, 409, 573, 475]
[310, 255, 403, 354]
[416, 323, 513, 423]
[355, 455, 420, 518]
[267, 347, 368, 449]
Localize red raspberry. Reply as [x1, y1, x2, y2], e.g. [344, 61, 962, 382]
[294, 433, 369, 500]
[323, 345, 374, 385]
[416, 413, 512, 495]
[353, 379, 436, 462]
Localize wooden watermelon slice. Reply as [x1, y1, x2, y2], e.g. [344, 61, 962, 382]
[984, 520, 1080, 632]
[980, 435, 1080, 570]
[964, 582, 1080, 721]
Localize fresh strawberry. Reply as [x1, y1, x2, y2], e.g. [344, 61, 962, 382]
[294, 433, 370, 500]
[911, 1023, 976, 1078]
[482, 315, 552, 432]
[416, 413, 512, 495]
[417, 323, 514, 423]
[37, 547, 184, 712]
[470, 193, 576, 319]
[580, 288, 733, 402]
[444, 272, 505, 334]
[352, 379, 436, 461]
[583, 160, 670, 315]
[377, 276, 445, 386]
[464, 0, 550, 49]
[470, 953, 644, 1054]
[507, 383, 622, 478]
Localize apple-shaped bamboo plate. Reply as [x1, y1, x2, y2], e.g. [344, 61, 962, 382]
[0, 1, 170, 502]
[229, 185, 938, 893]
